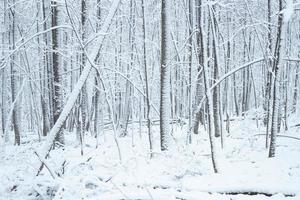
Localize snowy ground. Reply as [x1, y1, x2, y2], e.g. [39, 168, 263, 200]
[1, 118, 300, 200]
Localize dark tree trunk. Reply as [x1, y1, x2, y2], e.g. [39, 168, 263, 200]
[269, 0, 284, 158]
[51, 0, 64, 145]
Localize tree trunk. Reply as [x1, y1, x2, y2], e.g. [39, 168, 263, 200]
[193, 0, 205, 135]
[51, 0, 64, 145]
[160, 0, 171, 151]
[9, 0, 21, 145]
[209, 5, 221, 137]
[37, 0, 121, 161]
[269, 0, 284, 158]
[142, 0, 153, 157]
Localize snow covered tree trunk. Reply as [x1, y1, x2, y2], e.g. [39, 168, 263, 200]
[187, 0, 193, 143]
[40, 0, 50, 137]
[265, 0, 273, 148]
[283, 63, 289, 130]
[224, 12, 231, 134]
[80, 0, 88, 137]
[269, 0, 285, 158]
[0, 67, 3, 140]
[193, 0, 205, 135]
[121, 0, 135, 136]
[160, 0, 171, 151]
[209, 6, 221, 138]
[92, 0, 102, 139]
[292, 65, 299, 113]
[1, 0, 7, 141]
[51, 0, 64, 145]
[75, 0, 89, 155]
[9, 0, 21, 145]
[233, 72, 239, 116]
[38, 0, 121, 160]
[141, 0, 153, 156]
[93, 77, 100, 140]
[203, 49, 219, 173]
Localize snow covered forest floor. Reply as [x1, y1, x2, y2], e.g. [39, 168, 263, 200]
[1, 116, 300, 200]
[2, 0, 300, 199]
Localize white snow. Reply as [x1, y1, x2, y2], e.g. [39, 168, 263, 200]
[284, 0, 294, 22]
[1, 117, 300, 199]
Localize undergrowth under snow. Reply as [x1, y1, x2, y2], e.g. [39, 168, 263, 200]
[1, 117, 300, 200]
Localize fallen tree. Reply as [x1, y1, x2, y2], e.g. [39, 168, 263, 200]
[175, 191, 295, 199]
[219, 191, 295, 197]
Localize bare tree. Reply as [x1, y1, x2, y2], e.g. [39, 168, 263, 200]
[269, 0, 285, 158]
[37, 0, 121, 165]
[8, 0, 20, 145]
[209, 5, 221, 138]
[160, 0, 171, 151]
[51, 0, 64, 145]
[193, 0, 205, 135]
[141, 0, 153, 156]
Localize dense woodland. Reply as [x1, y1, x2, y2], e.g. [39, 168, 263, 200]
[1, 0, 300, 198]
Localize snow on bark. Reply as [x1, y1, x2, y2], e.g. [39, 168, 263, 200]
[203, 57, 219, 173]
[160, 0, 172, 151]
[192, 58, 264, 128]
[193, 0, 205, 135]
[51, 0, 64, 144]
[209, 5, 221, 138]
[37, 0, 121, 159]
[269, 0, 286, 158]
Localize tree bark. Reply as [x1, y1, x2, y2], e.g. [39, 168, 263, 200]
[51, 0, 64, 145]
[269, 0, 284, 158]
[142, 0, 153, 156]
[160, 0, 171, 151]
[9, 0, 21, 145]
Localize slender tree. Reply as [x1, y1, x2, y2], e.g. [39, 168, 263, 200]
[51, 0, 64, 145]
[9, 0, 20, 145]
[193, 0, 205, 135]
[269, 0, 285, 158]
[142, 0, 153, 156]
[160, 0, 171, 151]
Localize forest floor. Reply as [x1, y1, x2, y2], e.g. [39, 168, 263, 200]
[1, 116, 300, 200]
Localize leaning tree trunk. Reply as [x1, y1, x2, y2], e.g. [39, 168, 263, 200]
[37, 0, 121, 165]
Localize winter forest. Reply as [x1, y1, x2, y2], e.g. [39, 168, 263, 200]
[1, 0, 300, 199]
